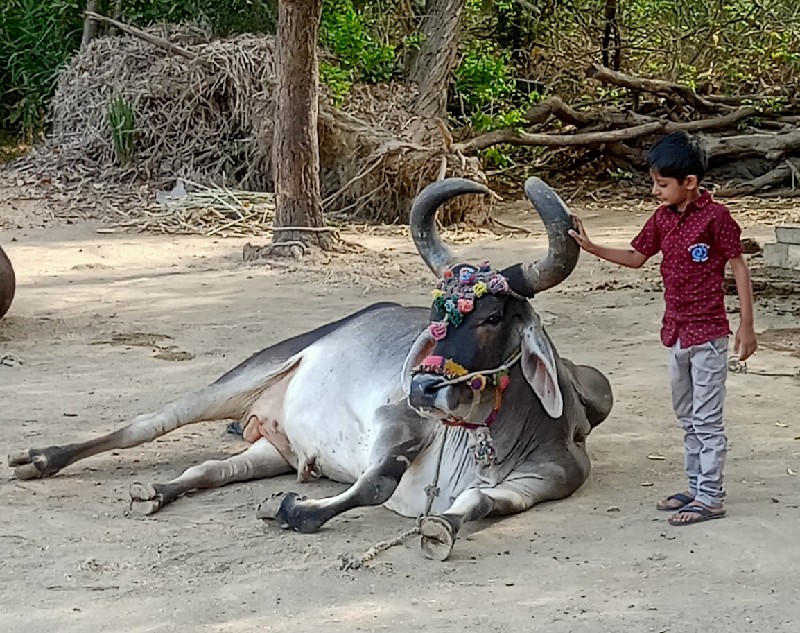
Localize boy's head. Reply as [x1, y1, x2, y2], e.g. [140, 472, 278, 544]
[646, 131, 708, 208]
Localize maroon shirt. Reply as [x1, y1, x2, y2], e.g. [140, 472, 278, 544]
[631, 191, 742, 348]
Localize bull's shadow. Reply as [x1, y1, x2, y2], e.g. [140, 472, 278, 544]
[9, 177, 612, 561]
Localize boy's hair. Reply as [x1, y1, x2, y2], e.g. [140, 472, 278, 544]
[646, 131, 708, 182]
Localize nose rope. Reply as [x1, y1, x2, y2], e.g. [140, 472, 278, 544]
[411, 348, 522, 390]
[410, 348, 523, 439]
[432, 349, 522, 388]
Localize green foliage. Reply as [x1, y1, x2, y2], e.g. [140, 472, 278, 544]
[107, 96, 136, 165]
[319, 62, 353, 106]
[0, 0, 83, 141]
[319, 0, 397, 91]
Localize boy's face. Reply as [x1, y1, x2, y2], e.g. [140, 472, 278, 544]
[650, 169, 698, 208]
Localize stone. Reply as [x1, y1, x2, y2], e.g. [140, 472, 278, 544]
[775, 224, 800, 245]
[763, 242, 800, 271]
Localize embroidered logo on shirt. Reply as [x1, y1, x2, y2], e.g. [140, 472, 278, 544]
[688, 243, 710, 263]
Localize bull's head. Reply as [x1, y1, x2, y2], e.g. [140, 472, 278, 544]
[402, 177, 578, 425]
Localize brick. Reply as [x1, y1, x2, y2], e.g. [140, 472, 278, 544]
[763, 242, 800, 270]
[775, 224, 800, 245]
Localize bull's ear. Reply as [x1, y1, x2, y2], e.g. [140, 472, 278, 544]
[402, 330, 436, 394]
[520, 324, 563, 418]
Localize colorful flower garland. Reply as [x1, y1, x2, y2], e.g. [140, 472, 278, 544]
[428, 261, 515, 340]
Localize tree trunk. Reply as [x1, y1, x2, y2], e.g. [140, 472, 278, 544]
[272, 0, 332, 250]
[409, 0, 466, 119]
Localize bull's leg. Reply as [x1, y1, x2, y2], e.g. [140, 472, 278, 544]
[258, 403, 428, 533]
[7, 367, 280, 480]
[420, 445, 590, 561]
[129, 437, 292, 514]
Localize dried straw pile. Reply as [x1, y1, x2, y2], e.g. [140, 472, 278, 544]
[16, 26, 489, 229]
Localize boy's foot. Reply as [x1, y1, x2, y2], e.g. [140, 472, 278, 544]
[668, 501, 726, 526]
[656, 491, 694, 511]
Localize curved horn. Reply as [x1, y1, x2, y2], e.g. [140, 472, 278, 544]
[504, 177, 579, 296]
[0, 244, 15, 320]
[410, 178, 492, 276]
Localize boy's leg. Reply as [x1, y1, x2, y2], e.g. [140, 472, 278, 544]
[663, 339, 700, 504]
[686, 336, 728, 507]
[668, 337, 728, 525]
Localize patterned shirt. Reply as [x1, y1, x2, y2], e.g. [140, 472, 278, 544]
[631, 191, 742, 348]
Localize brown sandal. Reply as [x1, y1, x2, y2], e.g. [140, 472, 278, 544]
[656, 492, 694, 511]
[668, 503, 726, 526]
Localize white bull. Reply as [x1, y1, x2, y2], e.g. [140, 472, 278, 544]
[9, 177, 613, 561]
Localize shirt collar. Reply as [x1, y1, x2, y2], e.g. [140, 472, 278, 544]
[667, 189, 712, 215]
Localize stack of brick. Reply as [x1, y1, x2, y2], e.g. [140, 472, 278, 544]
[764, 225, 800, 271]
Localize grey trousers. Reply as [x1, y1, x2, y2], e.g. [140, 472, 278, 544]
[667, 336, 728, 507]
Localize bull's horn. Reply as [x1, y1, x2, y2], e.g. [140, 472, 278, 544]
[0, 244, 15, 320]
[506, 177, 579, 296]
[410, 178, 492, 276]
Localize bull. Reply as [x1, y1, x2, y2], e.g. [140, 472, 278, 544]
[0, 243, 14, 320]
[8, 177, 613, 561]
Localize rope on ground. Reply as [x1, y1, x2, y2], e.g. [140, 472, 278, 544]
[728, 356, 800, 379]
[339, 525, 421, 571]
[339, 427, 449, 570]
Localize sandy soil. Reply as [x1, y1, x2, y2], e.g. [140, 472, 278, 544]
[1, 193, 800, 633]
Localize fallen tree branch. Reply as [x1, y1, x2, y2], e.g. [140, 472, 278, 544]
[702, 130, 800, 159]
[523, 97, 757, 134]
[715, 163, 792, 197]
[587, 63, 728, 113]
[453, 121, 665, 153]
[84, 10, 205, 63]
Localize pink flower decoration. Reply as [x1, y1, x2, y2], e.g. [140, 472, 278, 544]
[488, 274, 509, 294]
[429, 320, 448, 341]
[457, 298, 474, 314]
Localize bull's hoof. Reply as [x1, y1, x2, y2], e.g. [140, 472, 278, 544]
[257, 491, 324, 533]
[256, 491, 288, 521]
[8, 448, 62, 480]
[129, 483, 167, 515]
[419, 515, 456, 561]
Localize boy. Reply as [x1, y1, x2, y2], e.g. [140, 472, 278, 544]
[569, 131, 757, 526]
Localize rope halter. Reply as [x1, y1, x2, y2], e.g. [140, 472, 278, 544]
[411, 348, 522, 430]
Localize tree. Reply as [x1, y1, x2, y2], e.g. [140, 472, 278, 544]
[271, 0, 334, 252]
[409, 0, 467, 119]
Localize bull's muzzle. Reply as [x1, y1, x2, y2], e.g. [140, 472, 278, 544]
[408, 374, 461, 413]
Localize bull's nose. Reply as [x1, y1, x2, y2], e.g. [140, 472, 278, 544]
[409, 375, 462, 412]
[408, 374, 450, 409]
[409, 375, 443, 409]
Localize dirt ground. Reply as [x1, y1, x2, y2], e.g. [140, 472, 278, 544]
[1, 191, 800, 633]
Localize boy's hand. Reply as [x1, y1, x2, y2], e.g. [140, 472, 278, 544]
[568, 215, 594, 253]
[734, 324, 758, 361]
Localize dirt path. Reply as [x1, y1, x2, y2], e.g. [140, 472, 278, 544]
[1, 199, 799, 633]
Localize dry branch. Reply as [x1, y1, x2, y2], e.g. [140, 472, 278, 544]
[84, 11, 204, 63]
[703, 130, 800, 159]
[453, 121, 665, 153]
[587, 63, 728, 113]
[523, 97, 756, 134]
[715, 163, 793, 197]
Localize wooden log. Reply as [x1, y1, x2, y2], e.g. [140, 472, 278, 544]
[587, 63, 729, 113]
[452, 121, 666, 153]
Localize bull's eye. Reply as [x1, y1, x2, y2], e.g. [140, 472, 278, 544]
[483, 313, 503, 326]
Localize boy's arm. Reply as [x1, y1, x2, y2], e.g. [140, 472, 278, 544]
[729, 255, 758, 361]
[569, 216, 648, 269]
